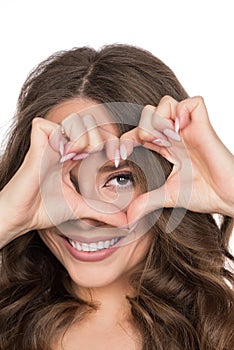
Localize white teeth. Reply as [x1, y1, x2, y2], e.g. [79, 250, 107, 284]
[104, 240, 110, 249]
[98, 241, 104, 250]
[81, 243, 89, 252]
[68, 237, 120, 252]
[89, 242, 97, 251]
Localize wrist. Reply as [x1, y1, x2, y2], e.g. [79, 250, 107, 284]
[0, 192, 26, 248]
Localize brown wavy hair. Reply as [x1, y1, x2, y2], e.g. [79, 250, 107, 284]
[0, 44, 233, 350]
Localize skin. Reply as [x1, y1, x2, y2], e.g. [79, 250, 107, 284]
[0, 95, 233, 348]
[39, 99, 151, 349]
[120, 95, 234, 221]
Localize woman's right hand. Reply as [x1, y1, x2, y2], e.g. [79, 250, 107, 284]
[0, 115, 127, 248]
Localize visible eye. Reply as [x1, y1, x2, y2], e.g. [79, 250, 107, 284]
[103, 172, 134, 191]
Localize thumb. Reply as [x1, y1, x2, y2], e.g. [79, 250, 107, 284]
[127, 186, 169, 224]
[72, 195, 128, 228]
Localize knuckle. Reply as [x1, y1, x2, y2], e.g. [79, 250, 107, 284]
[32, 117, 43, 127]
[138, 127, 151, 139]
[143, 104, 155, 111]
[75, 137, 87, 150]
[160, 95, 173, 103]
[184, 95, 204, 106]
[193, 95, 205, 104]
[120, 131, 130, 141]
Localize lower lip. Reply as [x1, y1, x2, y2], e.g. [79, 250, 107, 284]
[61, 237, 123, 262]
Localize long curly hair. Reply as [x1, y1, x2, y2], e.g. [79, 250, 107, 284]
[0, 44, 233, 350]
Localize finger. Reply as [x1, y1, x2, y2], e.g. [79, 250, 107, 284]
[99, 128, 120, 164]
[61, 113, 88, 154]
[82, 114, 105, 153]
[138, 106, 171, 141]
[153, 96, 182, 142]
[176, 96, 210, 130]
[68, 191, 128, 227]
[138, 103, 181, 145]
[142, 141, 176, 164]
[155, 95, 178, 122]
[30, 117, 61, 159]
[127, 186, 165, 226]
[127, 185, 169, 224]
[119, 128, 140, 160]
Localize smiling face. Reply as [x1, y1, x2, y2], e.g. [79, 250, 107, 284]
[39, 98, 152, 290]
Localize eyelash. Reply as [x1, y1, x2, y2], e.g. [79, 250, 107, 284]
[103, 172, 134, 191]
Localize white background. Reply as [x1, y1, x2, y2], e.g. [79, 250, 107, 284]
[0, 0, 233, 250]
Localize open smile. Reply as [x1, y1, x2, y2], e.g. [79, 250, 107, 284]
[67, 236, 122, 252]
[61, 234, 125, 262]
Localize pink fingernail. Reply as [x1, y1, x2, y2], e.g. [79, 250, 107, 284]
[72, 153, 89, 161]
[114, 149, 120, 168]
[163, 129, 181, 142]
[59, 140, 64, 156]
[60, 152, 77, 163]
[120, 144, 128, 160]
[175, 117, 180, 133]
[152, 139, 171, 147]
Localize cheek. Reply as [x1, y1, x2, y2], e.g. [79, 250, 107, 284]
[38, 229, 65, 263]
[116, 225, 153, 273]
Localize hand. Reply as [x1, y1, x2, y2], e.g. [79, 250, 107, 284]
[0, 114, 127, 247]
[119, 96, 234, 223]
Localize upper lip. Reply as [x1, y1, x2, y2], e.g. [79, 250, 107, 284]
[58, 219, 129, 231]
[57, 220, 130, 243]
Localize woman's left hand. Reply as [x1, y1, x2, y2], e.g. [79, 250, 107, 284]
[119, 96, 234, 223]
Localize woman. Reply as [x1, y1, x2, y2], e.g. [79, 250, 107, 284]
[0, 44, 233, 350]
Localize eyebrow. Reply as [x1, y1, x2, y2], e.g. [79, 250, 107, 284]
[99, 161, 130, 173]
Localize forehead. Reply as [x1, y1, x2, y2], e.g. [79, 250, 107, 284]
[45, 98, 117, 134]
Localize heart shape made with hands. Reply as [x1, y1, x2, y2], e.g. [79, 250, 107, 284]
[39, 99, 196, 242]
[24, 97, 232, 244]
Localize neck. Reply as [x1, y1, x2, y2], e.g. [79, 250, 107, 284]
[74, 276, 134, 330]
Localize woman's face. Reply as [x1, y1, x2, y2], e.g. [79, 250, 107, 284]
[39, 98, 152, 289]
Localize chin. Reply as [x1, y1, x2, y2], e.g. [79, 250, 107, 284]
[65, 263, 128, 289]
[39, 226, 152, 291]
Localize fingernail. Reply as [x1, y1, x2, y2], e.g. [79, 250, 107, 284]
[60, 152, 77, 163]
[163, 129, 181, 142]
[152, 139, 171, 147]
[114, 149, 120, 168]
[175, 117, 180, 133]
[59, 140, 64, 156]
[120, 144, 127, 160]
[129, 221, 139, 233]
[72, 153, 89, 161]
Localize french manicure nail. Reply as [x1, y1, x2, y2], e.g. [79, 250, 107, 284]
[59, 140, 64, 156]
[175, 117, 180, 133]
[163, 129, 181, 142]
[60, 152, 77, 163]
[114, 149, 120, 168]
[120, 144, 128, 160]
[152, 139, 171, 147]
[72, 153, 89, 161]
